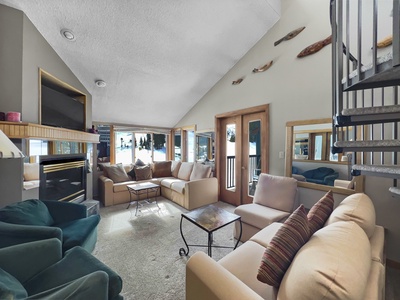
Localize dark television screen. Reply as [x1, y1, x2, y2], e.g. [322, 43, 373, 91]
[41, 85, 85, 131]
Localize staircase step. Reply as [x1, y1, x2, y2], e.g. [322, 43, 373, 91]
[389, 186, 400, 195]
[334, 105, 400, 126]
[334, 140, 400, 152]
[352, 164, 400, 179]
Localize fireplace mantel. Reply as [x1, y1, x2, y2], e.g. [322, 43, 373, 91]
[0, 121, 99, 143]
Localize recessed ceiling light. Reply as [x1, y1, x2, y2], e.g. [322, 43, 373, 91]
[60, 29, 75, 41]
[95, 80, 106, 88]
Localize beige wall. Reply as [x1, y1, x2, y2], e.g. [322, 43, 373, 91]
[176, 0, 400, 262]
[0, 4, 94, 202]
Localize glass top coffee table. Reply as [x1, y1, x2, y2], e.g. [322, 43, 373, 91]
[126, 182, 160, 216]
[179, 204, 242, 257]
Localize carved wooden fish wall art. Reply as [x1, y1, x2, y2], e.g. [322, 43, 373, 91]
[377, 35, 393, 48]
[297, 35, 332, 58]
[232, 78, 244, 85]
[274, 26, 306, 46]
[253, 60, 273, 73]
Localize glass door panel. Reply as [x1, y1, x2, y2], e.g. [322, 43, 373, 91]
[248, 120, 261, 196]
[186, 130, 195, 162]
[153, 134, 167, 161]
[134, 133, 152, 164]
[313, 135, 323, 160]
[115, 132, 133, 164]
[174, 130, 181, 161]
[226, 123, 236, 192]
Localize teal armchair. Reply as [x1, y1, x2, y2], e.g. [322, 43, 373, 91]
[0, 199, 100, 253]
[0, 238, 123, 299]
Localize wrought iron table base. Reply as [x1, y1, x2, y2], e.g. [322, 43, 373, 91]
[126, 186, 160, 216]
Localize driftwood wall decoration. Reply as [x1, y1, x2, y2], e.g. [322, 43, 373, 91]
[297, 35, 332, 58]
[232, 78, 244, 85]
[377, 35, 393, 48]
[274, 26, 306, 46]
[253, 60, 273, 73]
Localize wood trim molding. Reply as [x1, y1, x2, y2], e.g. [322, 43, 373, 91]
[0, 121, 99, 143]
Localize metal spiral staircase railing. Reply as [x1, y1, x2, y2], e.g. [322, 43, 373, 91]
[331, 0, 400, 194]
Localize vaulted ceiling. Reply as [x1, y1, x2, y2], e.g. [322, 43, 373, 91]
[0, 0, 280, 128]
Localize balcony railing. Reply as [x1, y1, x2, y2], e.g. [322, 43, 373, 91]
[226, 155, 261, 189]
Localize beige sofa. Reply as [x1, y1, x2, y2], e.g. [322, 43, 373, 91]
[23, 163, 40, 190]
[186, 193, 385, 300]
[99, 161, 218, 210]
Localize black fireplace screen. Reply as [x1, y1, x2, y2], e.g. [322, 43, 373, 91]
[39, 154, 86, 202]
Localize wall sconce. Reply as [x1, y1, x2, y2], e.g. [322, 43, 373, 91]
[0, 130, 24, 158]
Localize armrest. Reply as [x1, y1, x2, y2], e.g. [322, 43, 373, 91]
[186, 252, 263, 300]
[324, 174, 339, 186]
[43, 200, 87, 223]
[0, 238, 62, 283]
[99, 175, 114, 207]
[0, 221, 62, 249]
[185, 177, 218, 210]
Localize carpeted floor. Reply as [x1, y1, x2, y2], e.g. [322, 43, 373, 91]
[93, 198, 400, 300]
[92, 198, 239, 300]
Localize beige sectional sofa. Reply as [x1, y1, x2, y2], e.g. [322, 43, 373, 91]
[98, 161, 218, 210]
[186, 193, 385, 300]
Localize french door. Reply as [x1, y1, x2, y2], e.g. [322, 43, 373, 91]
[216, 105, 269, 206]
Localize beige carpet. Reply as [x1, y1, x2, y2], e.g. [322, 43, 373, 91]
[92, 198, 239, 300]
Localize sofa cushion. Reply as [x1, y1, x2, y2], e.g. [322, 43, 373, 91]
[170, 181, 186, 194]
[0, 199, 54, 226]
[177, 162, 194, 181]
[152, 161, 172, 178]
[171, 161, 182, 177]
[257, 205, 310, 287]
[190, 163, 211, 180]
[307, 190, 334, 234]
[23, 163, 39, 181]
[278, 221, 371, 300]
[325, 193, 376, 238]
[253, 174, 297, 213]
[113, 181, 137, 193]
[0, 268, 27, 299]
[370, 225, 385, 263]
[134, 165, 152, 181]
[234, 204, 291, 229]
[160, 178, 181, 188]
[57, 215, 100, 252]
[103, 163, 130, 183]
[249, 222, 283, 248]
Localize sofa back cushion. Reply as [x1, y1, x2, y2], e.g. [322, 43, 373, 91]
[325, 193, 376, 238]
[23, 163, 39, 181]
[0, 199, 54, 226]
[0, 269, 27, 300]
[103, 163, 130, 183]
[177, 162, 194, 181]
[171, 161, 182, 178]
[253, 174, 298, 213]
[190, 163, 211, 180]
[152, 161, 172, 178]
[278, 221, 371, 299]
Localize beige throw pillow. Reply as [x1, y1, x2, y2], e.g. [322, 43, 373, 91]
[23, 163, 39, 181]
[190, 163, 211, 180]
[134, 165, 152, 181]
[103, 163, 130, 183]
[177, 162, 194, 181]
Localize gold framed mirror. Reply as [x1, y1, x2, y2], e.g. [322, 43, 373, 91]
[285, 118, 364, 195]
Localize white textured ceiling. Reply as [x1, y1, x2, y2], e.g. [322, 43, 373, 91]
[0, 0, 280, 128]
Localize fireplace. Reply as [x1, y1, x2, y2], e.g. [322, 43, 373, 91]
[39, 154, 87, 203]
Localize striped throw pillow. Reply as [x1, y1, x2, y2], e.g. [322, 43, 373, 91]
[257, 205, 310, 287]
[307, 190, 334, 234]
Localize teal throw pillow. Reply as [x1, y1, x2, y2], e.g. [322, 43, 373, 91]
[0, 199, 54, 226]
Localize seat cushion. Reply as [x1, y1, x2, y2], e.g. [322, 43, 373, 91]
[278, 221, 371, 300]
[24, 246, 122, 300]
[0, 268, 27, 299]
[253, 174, 297, 213]
[57, 215, 100, 252]
[0, 199, 54, 226]
[170, 181, 186, 194]
[325, 193, 376, 238]
[249, 222, 283, 248]
[234, 203, 291, 230]
[160, 178, 182, 188]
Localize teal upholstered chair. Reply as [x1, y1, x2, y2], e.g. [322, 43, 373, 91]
[0, 238, 123, 299]
[0, 199, 100, 253]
